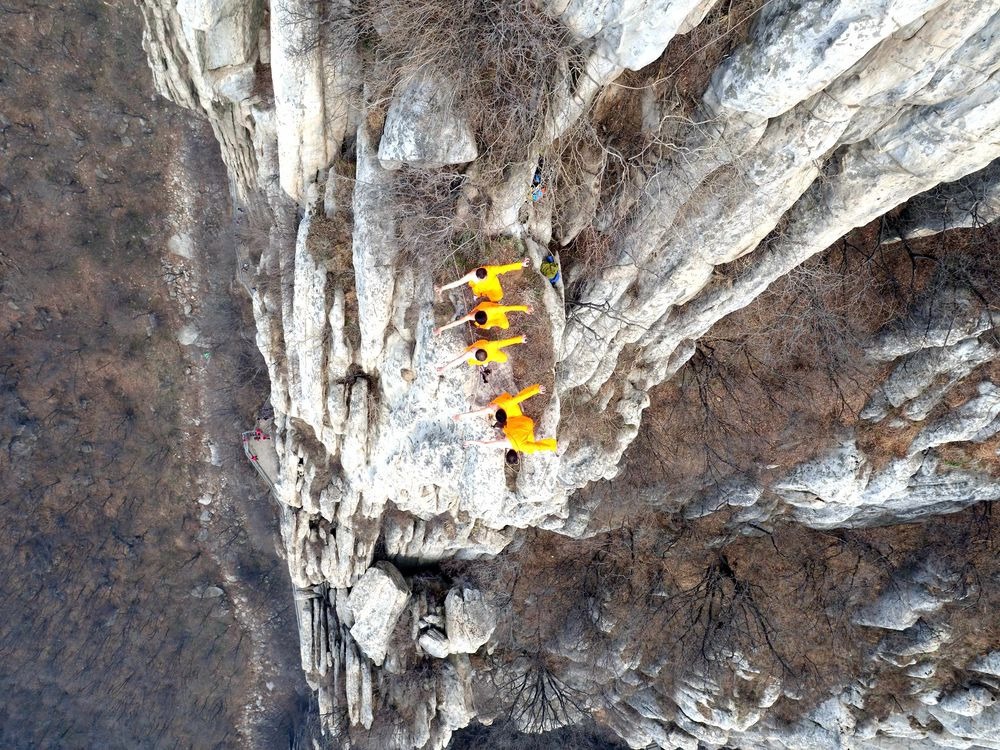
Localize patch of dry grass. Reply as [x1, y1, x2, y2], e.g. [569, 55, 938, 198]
[360, 0, 577, 175]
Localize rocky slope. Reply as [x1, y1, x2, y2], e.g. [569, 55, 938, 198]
[139, 0, 1000, 747]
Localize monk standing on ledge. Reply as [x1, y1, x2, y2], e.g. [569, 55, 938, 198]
[434, 301, 532, 334]
[465, 413, 557, 460]
[435, 257, 531, 303]
[452, 384, 546, 422]
[436, 336, 526, 374]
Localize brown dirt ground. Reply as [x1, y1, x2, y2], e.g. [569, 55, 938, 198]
[0, 1, 304, 746]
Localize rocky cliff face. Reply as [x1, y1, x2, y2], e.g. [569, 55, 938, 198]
[139, 0, 1000, 747]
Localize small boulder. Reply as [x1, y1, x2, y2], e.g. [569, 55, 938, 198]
[377, 73, 477, 170]
[177, 324, 200, 346]
[417, 627, 450, 659]
[347, 562, 410, 666]
[938, 685, 996, 717]
[210, 64, 256, 103]
[167, 233, 195, 259]
[191, 584, 224, 598]
[444, 587, 497, 654]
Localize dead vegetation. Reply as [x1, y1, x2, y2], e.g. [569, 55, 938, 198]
[446, 502, 999, 732]
[359, 0, 579, 175]
[449, 718, 627, 749]
[551, 0, 772, 284]
[593, 210, 1000, 513]
[308, 178, 363, 351]
[388, 167, 483, 275]
[0, 1, 304, 745]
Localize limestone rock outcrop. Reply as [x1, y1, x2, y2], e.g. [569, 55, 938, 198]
[377, 74, 478, 171]
[442, 587, 498, 654]
[347, 562, 410, 666]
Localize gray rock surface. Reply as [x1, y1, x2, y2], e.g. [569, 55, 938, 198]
[377, 74, 478, 170]
[417, 627, 450, 659]
[909, 381, 1000, 454]
[854, 558, 963, 631]
[886, 160, 1000, 241]
[347, 562, 410, 666]
[970, 652, 1000, 678]
[443, 588, 497, 654]
[176, 324, 200, 345]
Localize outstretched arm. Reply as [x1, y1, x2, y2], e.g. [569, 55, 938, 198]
[495, 335, 526, 348]
[452, 405, 495, 421]
[436, 350, 470, 374]
[510, 383, 544, 407]
[494, 257, 531, 275]
[435, 270, 477, 298]
[525, 438, 557, 453]
[464, 438, 513, 449]
[434, 315, 473, 335]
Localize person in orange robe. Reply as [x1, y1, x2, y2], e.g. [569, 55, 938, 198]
[451, 384, 545, 422]
[465, 413, 557, 462]
[434, 301, 532, 335]
[435, 258, 530, 303]
[435, 336, 525, 374]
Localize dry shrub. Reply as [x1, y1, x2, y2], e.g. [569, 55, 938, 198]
[563, 227, 616, 283]
[387, 167, 483, 275]
[361, 0, 577, 175]
[449, 502, 1000, 737]
[448, 718, 627, 750]
[936, 433, 1000, 477]
[858, 505, 1000, 721]
[307, 212, 353, 280]
[621, 222, 964, 497]
[583, 0, 771, 160]
[447, 514, 892, 727]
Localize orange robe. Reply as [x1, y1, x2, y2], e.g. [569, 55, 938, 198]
[470, 301, 530, 330]
[464, 337, 524, 367]
[490, 384, 543, 418]
[469, 261, 525, 302]
[503, 415, 558, 454]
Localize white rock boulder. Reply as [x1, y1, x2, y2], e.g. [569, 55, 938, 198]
[347, 561, 411, 666]
[377, 73, 478, 170]
[938, 686, 996, 718]
[444, 587, 498, 654]
[970, 652, 1000, 677]
[417, 627, 451, 659]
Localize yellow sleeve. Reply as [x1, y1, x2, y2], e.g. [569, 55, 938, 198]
[511, 384, 541, 406]
[500, 305, 529, 313]
[495, 336, 524, 348]
[491, 261, 525, 276]
[491, 392, 514, 409]
[524, 438, 557, 454]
